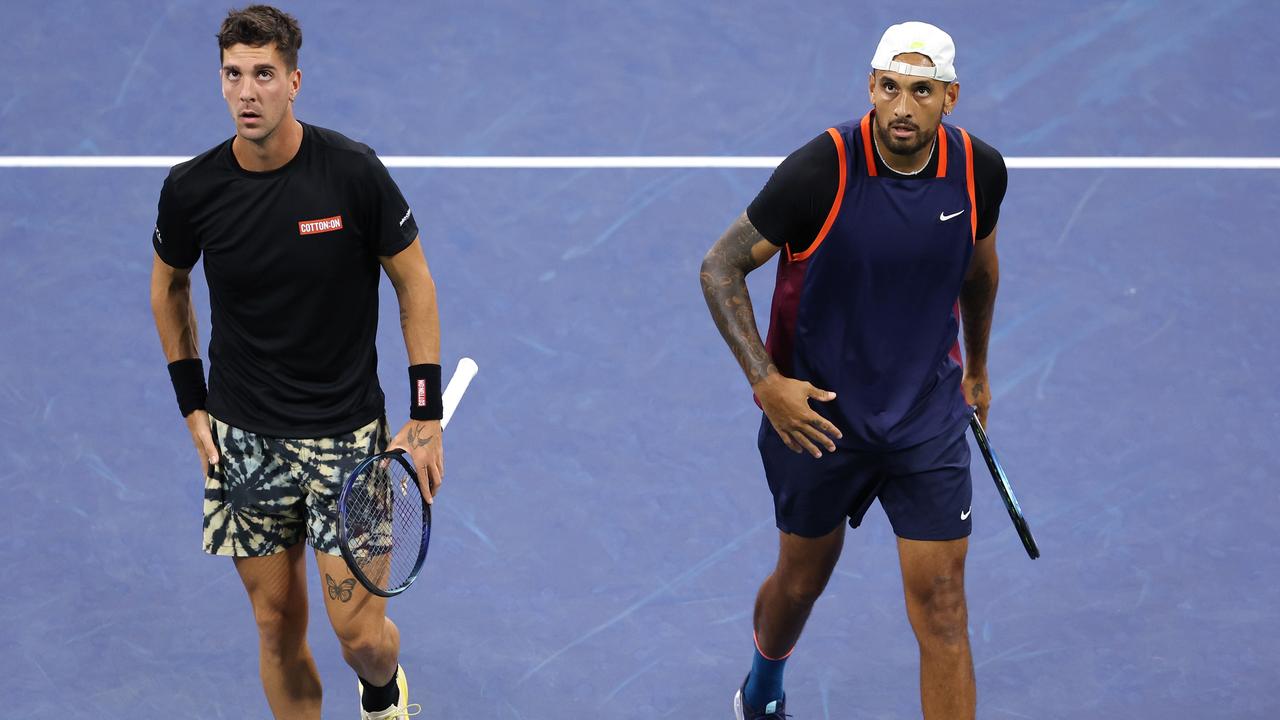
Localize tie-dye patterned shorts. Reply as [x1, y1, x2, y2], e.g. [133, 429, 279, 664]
[202, 414, 389, 557]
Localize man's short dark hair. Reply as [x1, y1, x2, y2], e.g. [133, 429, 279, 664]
[217, 5, 302, 70]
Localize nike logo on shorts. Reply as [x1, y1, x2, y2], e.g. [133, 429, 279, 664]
[960, 507, 972, 520]
[940, 209, 965, 222]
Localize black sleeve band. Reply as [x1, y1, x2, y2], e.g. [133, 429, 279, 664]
[167, 358, 208, 417]
[408, 363, 443, 421]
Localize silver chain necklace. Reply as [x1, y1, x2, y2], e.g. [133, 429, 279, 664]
[873, 131, 936, 176]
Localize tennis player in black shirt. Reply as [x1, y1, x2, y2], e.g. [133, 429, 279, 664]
[149, 7, 439, 718]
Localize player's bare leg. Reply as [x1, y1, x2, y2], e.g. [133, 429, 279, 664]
[234, 542, 323, 720]
[314, 551, 400, 684]
[754, 524, 846, 657]
[897, 536, 975, 720]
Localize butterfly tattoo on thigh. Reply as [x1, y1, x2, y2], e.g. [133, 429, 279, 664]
[326, 573, 357, 603]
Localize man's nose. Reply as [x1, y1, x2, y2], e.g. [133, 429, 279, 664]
[893, 92, 912, 118]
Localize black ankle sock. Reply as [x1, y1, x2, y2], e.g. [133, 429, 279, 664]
[359, 668, 400, 712]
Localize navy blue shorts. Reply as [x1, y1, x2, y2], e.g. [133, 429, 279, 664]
[757, 415, 973, 540]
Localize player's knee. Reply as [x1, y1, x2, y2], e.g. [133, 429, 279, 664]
[333, 622, 383, 660]
[912, 578, 969, 647]
[252, 603, 307, 655]
[779, 571, 831, 607]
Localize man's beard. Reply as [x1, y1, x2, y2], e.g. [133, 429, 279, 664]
[873, 118, 938, 157]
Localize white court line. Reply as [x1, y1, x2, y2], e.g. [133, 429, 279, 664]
[0, 155, 1278, 169]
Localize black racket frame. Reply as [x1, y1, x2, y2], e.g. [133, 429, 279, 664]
[970, 415, 1040, 560]
[337, 449, 432, 597]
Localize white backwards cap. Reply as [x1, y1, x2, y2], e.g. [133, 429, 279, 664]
[870, 21, 957, 82]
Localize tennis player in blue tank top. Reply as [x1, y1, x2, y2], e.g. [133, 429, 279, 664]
[700, 22, 1008, 720]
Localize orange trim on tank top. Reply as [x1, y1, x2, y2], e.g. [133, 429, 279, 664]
[936, 125, 948, 177]
[960, 128, 978, 242]
[859, 113, 877, 177]
[790, 127, 847, 262]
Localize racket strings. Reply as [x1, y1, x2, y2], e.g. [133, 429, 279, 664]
[342, 457, 427, 590]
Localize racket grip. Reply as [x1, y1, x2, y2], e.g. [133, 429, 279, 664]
[441, 357, 478, 429]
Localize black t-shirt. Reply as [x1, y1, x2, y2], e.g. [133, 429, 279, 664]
[748, 126, 1007, 253]
[153, 123, 419, 437]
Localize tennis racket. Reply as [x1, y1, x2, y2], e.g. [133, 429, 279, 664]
[337, 357, 479, 597]
[969, 414, 1040, 560]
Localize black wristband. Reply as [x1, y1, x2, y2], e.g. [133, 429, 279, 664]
[408, 363, 443, 421]
[167, 358, 208, 417]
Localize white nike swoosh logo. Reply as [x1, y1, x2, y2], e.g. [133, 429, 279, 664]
[940, 210, 965, 222]
[960, 508, 971, 520]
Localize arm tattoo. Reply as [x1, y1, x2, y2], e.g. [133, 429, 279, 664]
[960, 268, 998, 371]
[406, 423, 436, 450]
[700, 213, 777, 385]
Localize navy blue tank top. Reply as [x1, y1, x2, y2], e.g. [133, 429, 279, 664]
[764, 111, 978, 451]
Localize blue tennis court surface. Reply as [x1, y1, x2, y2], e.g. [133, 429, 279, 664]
[2, 1, 1278, 717]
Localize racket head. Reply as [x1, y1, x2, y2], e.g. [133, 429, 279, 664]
[969, 416, 1040, 559]
[337, 449, 432, 597]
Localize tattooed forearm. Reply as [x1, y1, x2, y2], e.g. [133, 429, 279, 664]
[700, 213, 778, 386]
[959, 268, 998, 371]
[406, 423, 436, 450]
